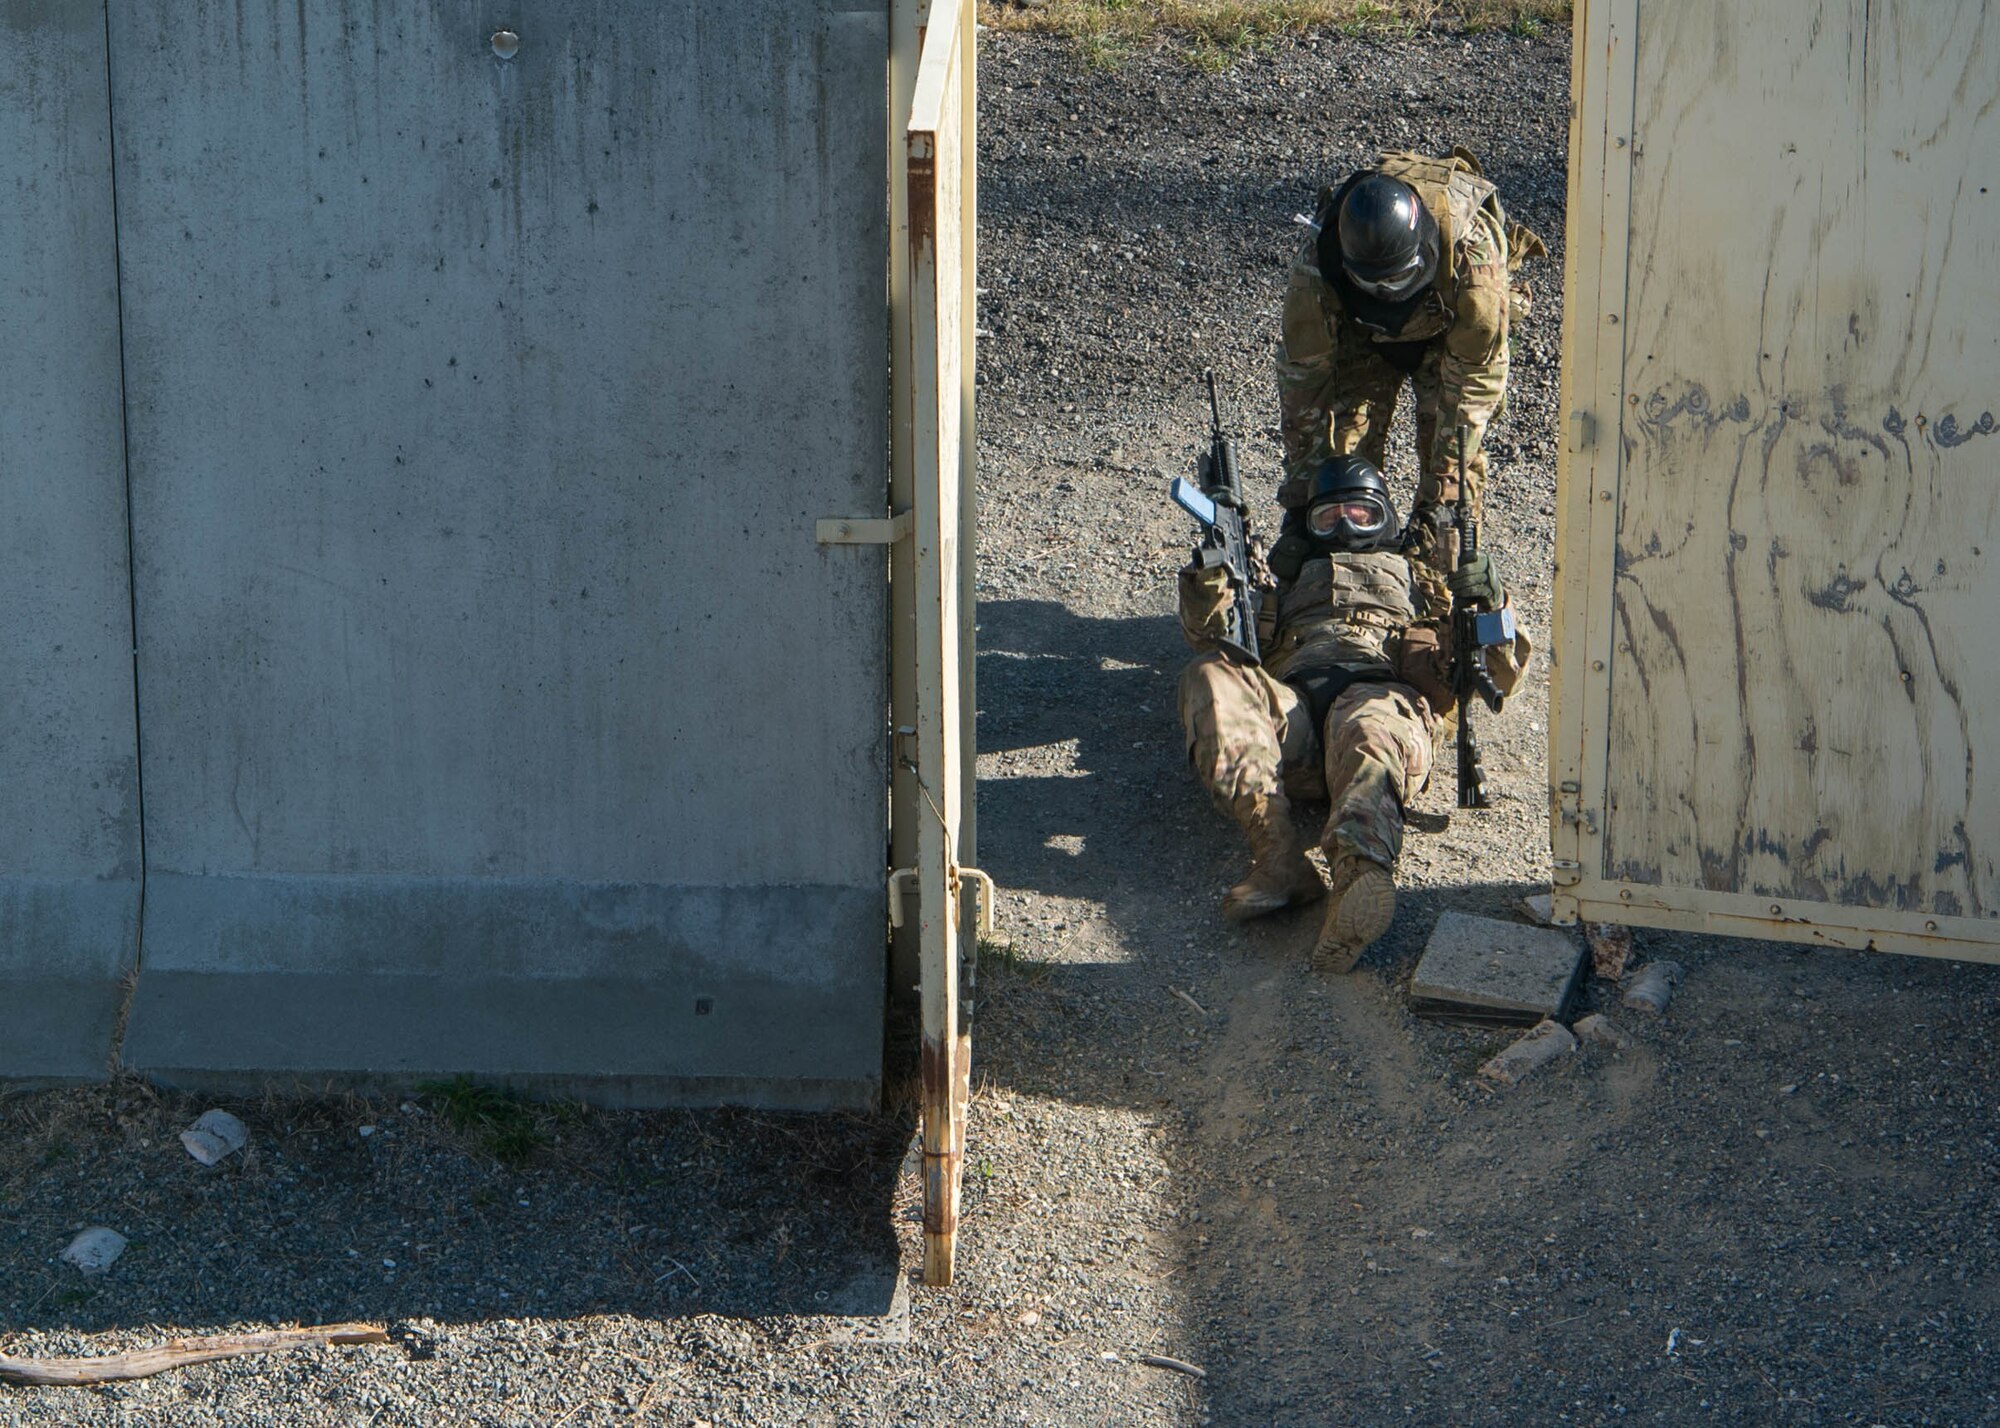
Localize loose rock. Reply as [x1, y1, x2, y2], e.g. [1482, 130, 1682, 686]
[1573, 1012, 1630, 1049]
[61, 1227, 127, 1277]
[180, 1109, 249, 1166]
[1622, 960, 1687, 1015]
[1584, 921, 1634, 980]
[1477, 1019, 1577, 1088]
[1516, 892, 1554, 926]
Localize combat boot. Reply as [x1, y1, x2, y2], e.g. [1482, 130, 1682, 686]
[1311, 853, 1397, 972]
[1222, 793, 1324, 922]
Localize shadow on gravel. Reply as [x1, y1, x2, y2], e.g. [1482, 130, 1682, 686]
[975, 595, 1553, 1109]
[0, 1084, 913, 1335]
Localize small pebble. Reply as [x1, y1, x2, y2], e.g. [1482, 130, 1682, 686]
[1573, 1013, 1630, 1049]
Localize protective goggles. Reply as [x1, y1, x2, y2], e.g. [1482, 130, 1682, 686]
[1344, 256, 1427, 299]
[1307, 493, 1391, 539]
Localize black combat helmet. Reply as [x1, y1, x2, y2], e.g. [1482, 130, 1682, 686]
[1327, 173, 1438, 300]
[1304, 455, 1401, 553]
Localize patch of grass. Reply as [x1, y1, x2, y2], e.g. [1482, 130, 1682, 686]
[978, 933, 1058, 985]
[417, 1076, 553, 1168]
[1074, 26, 1133, 68]
[980, 0, 1570, 47]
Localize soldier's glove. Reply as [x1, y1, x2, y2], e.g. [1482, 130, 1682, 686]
[1447, 551, 1504, 609]
[1245, 533, 1276, 592]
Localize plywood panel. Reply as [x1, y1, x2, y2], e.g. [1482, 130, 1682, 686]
[1601, 0, 1999, 925]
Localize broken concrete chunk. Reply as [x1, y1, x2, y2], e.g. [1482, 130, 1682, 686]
[1410, 912, 1585, 1026]
[1583, 921, 1634, 980]
[1477, 1018, 1576, 1088]
[1573, 1012, 1630, 1049]
[1516, 893, 1555, 926]
[62, 1227, 127, 1276]
[180, 1109, 249, 1166]
[1621, 960, 1686, 1016]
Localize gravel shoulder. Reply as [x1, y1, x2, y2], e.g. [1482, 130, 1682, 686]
[2, 25, 1996, 1428]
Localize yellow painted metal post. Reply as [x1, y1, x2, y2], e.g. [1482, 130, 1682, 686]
[905, 0, 972, 1287]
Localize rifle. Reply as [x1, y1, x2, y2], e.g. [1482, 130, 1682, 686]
[1168, 371, 1260, 664]
[1451, 424, 1514, 809]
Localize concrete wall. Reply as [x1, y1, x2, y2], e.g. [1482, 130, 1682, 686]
[0, 0, 894, 1104]
[0, 1, 143, 1079]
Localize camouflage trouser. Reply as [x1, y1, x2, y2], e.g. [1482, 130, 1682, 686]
[1177, 652, 1437, 869]
[1325, 342, 1486, 614]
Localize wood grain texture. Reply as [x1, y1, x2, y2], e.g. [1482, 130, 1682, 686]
[908, 0, 972, 1288]
[1601, 0, 1999, 922]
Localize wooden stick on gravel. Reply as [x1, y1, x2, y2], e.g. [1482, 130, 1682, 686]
[0, 1323, 389, 1387]
[1138, 1353, 1207, 1379]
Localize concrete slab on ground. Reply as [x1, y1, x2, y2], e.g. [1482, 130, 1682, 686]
[1409, 911, 1586, 1026]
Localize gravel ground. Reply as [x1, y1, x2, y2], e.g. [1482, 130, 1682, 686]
[4, 25, 1998, 1428]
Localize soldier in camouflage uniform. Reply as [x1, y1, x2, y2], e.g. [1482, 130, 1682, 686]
[1275, 149, 1543, 611]
[1177, 456, 1529, 971]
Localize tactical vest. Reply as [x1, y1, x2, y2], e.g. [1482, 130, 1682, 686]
[1263, 550, 1417, 684]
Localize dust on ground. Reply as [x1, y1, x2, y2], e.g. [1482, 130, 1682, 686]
[2, 25, 1996, 1428]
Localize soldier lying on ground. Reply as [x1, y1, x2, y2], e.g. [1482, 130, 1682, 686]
[1275, 148, 1543, 613]
[1177, 455, 1530, 971]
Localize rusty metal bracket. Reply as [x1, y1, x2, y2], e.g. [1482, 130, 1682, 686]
[958, 867, 996, 938]
[887, 868, 919, 927]
[888, 865, 993, 938]
[817, 511, 913, 545]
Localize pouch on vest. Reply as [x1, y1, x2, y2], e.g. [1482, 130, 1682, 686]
[1393, 624, 1455, 714]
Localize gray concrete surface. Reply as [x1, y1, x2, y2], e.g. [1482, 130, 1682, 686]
[0, 1, 143, 1078]
[99, 0, 892, 1101]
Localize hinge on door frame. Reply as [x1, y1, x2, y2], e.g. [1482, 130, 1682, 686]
[1554, 780, 1585, 887]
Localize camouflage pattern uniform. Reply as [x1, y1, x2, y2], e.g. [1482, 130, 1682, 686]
[1177, 547, 1530, 878]
[1275, 150, 1541, 612]
[1182, 550, 1435, 875]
